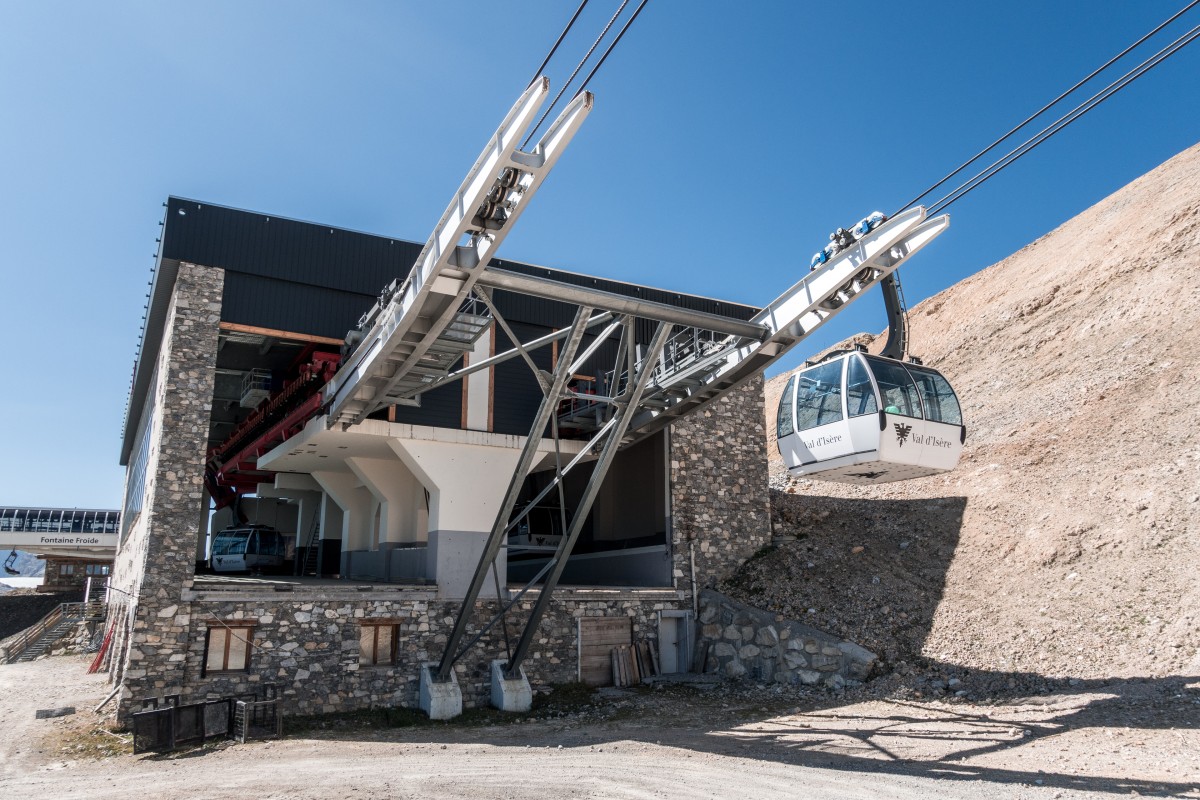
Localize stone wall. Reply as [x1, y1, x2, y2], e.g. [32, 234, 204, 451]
[128, 587, 682, 716]
[669, 376, 772, 601]
[105, 261, 775, 722]
[108, 262, 224, 721]
[697, 589, 877, 689]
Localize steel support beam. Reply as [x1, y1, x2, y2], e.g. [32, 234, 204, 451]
[502, 321, 674, 678]
[434, 306, 595, 681]
[326, 80, 593, 427]
[477, 267, 768, 341]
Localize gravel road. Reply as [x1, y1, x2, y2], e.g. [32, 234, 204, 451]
[2, 657, 1197, 800]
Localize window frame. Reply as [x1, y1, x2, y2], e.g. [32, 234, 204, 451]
[358, 621, 401, 667]
[203, 623, 256, 676]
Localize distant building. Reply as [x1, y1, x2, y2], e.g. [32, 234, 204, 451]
[0, 507, 118, 592]
[107, 199, 770, 722]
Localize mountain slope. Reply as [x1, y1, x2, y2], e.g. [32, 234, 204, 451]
[732, 141, 1200, 680]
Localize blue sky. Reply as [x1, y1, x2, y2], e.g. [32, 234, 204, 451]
[1, 1, 1197, 508]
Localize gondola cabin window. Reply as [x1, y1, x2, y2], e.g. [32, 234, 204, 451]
[867, 357, 923, 418]
[908, 365, 963, 425]
[845, 356, 878, 417]
[204, 624, 254, 674]
[359, 622, 399, 666]
[777, 375, 796, 439]
[794, 360, 844, 431]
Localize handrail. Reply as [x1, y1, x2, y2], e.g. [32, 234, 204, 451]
[3, 604, 63, 663]
[1, 601, 106, 663]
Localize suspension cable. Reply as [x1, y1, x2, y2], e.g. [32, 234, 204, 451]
[526, 0, 590, 88]
[522, 0, 630, 149]
[576, 0, 652, 96]
[926, 21, 1200, 216]
[895, 0, 1200, 216]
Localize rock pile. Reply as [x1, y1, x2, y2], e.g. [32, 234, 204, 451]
[736, 141, 1200, 682]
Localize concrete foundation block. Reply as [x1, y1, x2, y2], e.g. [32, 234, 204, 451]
[489, 659, 533, 712]
[419, 663, 462, 720]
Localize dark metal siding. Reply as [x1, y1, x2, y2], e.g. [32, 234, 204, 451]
[221, 273, 374, 340]
[492, 322, 556, 436]
[163, 198, 421, 296]
[162, 197, 758, 341]
[390, 381, 464, 429]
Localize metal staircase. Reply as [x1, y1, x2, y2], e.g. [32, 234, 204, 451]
[3, 601, 105, 664]
[373, 301, 493, 401]
[296, 513, 322, 577]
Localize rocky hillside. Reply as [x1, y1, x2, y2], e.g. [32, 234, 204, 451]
[725, 142, 1200, 682]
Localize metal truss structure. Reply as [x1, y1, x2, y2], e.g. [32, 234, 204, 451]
[433, 206, 949, 681]
[237, 78, 951, 685]
[325, 78, 593, 428]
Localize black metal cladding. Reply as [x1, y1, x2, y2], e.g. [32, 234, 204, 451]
[163, 198, 420, 297]
[162, 197, 758, 341]
[391, 381, 464, 429]
[221, 273, 372, 342]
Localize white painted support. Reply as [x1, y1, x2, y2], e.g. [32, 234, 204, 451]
[345, 457, 427, 546]
[195, 488, 210, 565]
[489, 659, 532, 712]
[464, 328, 492, 431]
[388, 437, 523, 598]
[311, 471, 375, 572]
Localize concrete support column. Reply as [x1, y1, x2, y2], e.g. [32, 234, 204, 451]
[311, 471, 375, 580]
[388, 437, 522, 598]
[345, 456, 426, 545]
[195, 488, 211, 569]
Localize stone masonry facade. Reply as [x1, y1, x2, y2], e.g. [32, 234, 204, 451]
[697, 589, 878, 689]
[132, 587, 680, 715]
[107, 263, 774, 723]
[669, 375, 772, 602]
[109, 262, 225, 721]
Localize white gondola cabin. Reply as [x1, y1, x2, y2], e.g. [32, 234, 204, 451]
[208, 524, 288, 573]
[777, 350, 964, 484]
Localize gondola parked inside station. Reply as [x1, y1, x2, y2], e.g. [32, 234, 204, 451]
[208, 525, 288, 573]
[777, 347, 964, 484]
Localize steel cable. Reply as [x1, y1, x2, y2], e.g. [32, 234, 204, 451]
[526, 0, 590, 88]
[522, 0, 631, 149]
[926, 21, 1200, 216]
[576, 0, 652, 96]
[895, 0, 1200, 216]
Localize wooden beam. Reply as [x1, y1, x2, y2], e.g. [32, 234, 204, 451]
[218, 321, 343, 347]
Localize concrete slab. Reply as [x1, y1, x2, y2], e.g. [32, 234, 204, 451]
[490, 659, 532, 712]
[419, 664, 462, 720]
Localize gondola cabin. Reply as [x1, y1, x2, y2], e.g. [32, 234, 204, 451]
[777, 351, 964, 485]
[208, 524, 287, 573]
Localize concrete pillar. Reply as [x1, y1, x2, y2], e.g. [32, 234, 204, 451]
[195, 489, 211, 569]
[388, 437, 522, 599]
[311, 471, 375, 580]
[345, 456, 426, 545]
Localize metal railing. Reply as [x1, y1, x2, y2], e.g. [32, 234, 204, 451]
[2, 601, 106, 663]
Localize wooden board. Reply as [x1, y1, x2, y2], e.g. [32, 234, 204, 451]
[578, 617, 632, 687]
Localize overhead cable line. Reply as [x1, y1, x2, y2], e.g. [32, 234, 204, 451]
[895, 0, 1200, 217]
[575, 0, 651, 96]
[925, 20, 1200, 216]
[526, 0, 590, 88]
[523, 0, 631, 149]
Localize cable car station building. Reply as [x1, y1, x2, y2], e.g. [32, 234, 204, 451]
[109, 198, 771, 721]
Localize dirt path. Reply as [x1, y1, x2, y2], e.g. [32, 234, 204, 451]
[2, 658, 1197, 799]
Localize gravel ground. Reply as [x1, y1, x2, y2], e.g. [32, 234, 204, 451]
[2, 657, 1198, 799]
